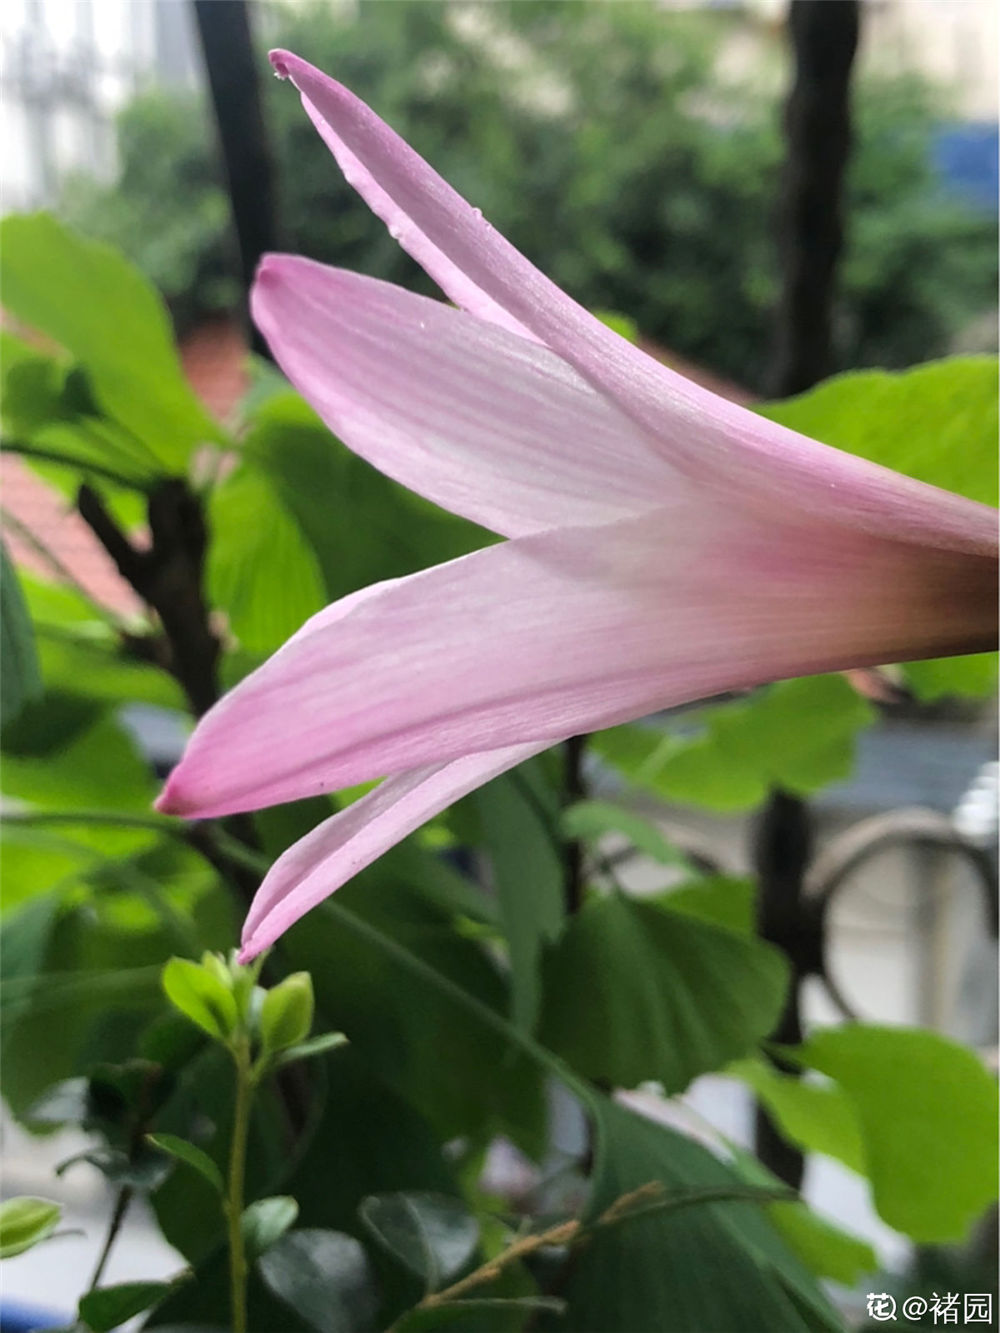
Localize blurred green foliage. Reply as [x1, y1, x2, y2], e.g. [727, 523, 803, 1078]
[59, 0, 997, 390]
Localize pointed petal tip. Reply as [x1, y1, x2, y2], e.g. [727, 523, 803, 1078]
[252, 252, 285, 289]
[154, 773, 193, 818]
[269, 48, 295, 80]
[237, 940, 262, 966]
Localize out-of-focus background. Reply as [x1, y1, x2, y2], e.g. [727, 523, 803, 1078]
[1, 1, 997, 1327]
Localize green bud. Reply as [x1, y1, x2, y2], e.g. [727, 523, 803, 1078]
[258, 972, 314, 1058]
[162, 956, 239, 1043]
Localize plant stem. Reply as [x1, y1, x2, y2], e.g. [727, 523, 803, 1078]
[226, 1037, 253, 1333]
[87, 1185, 132, 1291]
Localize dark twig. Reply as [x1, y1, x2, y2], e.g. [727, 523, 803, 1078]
[563, 736, 587, 915]
[77, 481, 220, 716]
[88, 1186, 132, 1292]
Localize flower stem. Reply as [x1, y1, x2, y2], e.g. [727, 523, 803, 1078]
[226, 1037, 253, 1333]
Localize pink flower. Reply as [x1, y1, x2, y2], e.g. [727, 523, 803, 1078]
[156, 51, 997, 961]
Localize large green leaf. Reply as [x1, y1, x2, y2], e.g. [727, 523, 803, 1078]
[34, 630, 186, 711]
[543, 1100, 841, 1333]
[660, 876, 757, 935]
[761, 357, 998, 701]
[20, 567, 182, 710]
[727, 1143, 877, 1287]
[793, 1025, 999, 1244]
[0, 213, 223, 468]
[1, 693, 155, 817]
[474, 759, 564, 1031]
[0, 544, 42, 726]
[729, 1057, 866, 1176]
[1, 695, 160, 904]
[207, 461, 327, 654]
[593, 675, 875, 812]
[760, 357, 998, 509]
[769, 1204, 877, 1287]
[539, 892, 788, 1093]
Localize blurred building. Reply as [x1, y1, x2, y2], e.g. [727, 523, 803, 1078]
[0, 0, 198, 212]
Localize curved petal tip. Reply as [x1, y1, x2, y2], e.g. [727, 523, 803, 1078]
[269, 48, 294, 80]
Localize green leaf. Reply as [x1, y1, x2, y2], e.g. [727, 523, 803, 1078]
[1, 695, 160, 900]
[474, 760, 563, 1030]
[768, 1204, 877, 1286]
[0, 545, 42, 726]
[241, 1196, 299, 1261]
[270, 1030, 348, 1070]
[283, 860, 546, 1149]
[207, 461, 328, 654]
[760, 357, 998, 701]
[539, 892, 788, 1093]
[258, 972, 314, 1057]
[794, 1025, 999, 1242]
[0, 1196, 61, 1258]
[257, 1229, 378, 1333]
[33, 628, 186, 712]
[0, 213, 222, 468]
[593, 675, 875, 812]
[0, 897, 176, 1116]
[561, 799, 689, 868]
[760, 356, 998, 508]
[659, 876, 756, 935]
[161, 957, 239, 1042]
[728, 1057, 866, 1175]
[552, 1100, 840, 1333]
[359, 1191, 479, 1293]
[903, 652, 998, 703]
[79, 1281, 173, 1331]
[147, 1133, 225, 1196]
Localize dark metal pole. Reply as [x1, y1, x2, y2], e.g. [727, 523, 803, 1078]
[753, 789, 819, 1190]
[755, 0, 860, 1189]
[192, 0, 279, 358]
[769, 0, 860, 397]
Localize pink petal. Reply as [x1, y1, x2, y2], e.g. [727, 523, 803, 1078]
[271, 49, 997, 559]
[157, 502, 995, 821]
[251, 256, 673, 538]
[238, 740, 548, 961]
[281, 53, 535, 343]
